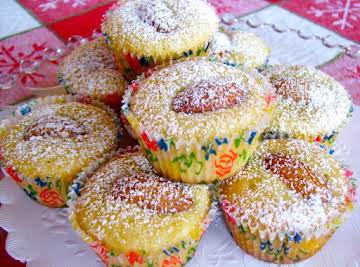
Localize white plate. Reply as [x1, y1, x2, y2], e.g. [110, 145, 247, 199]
[1, 16, 360, 267]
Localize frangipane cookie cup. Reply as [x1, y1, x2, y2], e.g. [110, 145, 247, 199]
[0, 95, 120, 208]
[101, 0, 219, 80]
[263, 65, 353, 148]
[57, 37, 127, 113]
[218, 139, 356, 264]
[122, 60, 275, 184]
[68, 151, 216, 267]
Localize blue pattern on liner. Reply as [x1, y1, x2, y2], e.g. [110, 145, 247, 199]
[247, 131, 257, 145]
[215, 137, 228, 146]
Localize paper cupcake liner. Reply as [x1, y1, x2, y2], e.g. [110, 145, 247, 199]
[208, 53, 270, 72]
[69, 204, 216, 267]
[225, 215, 334, 264]
[218, 166, 356, 264]
[262, 129, 340, 153]
[119, 111, 138, 139]
[67, 149, 217, 267]
[107, 33, 211, 80]
[0, 95, 121, 208]
[135, 127, 266, 184]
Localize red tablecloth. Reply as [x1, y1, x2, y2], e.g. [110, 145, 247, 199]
[0, 0, 359, 266]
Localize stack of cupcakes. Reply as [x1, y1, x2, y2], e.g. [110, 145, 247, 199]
[0, 0, 357, 266]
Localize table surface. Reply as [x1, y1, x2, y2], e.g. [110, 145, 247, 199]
[0, 0, 359, 266]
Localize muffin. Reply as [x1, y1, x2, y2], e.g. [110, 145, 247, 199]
[218, 139, 356, 264]
[0, 96, 119, 207]
[69, 151, 213, 267]
[209, 30, 270, 70]
[122, 60, 274, 184]
[263, 65, 353, 147]
[57, 38, 127, 112]
[102, 0, 219, 79]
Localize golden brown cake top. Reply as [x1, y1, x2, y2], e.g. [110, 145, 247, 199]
[70, 151, 212, 253]
[209, 30, 270, 68]
[71, 69, 127, 98]
[102, 0, 219, 60]
[264, 65, 352, 136]
[122, 60, 273, 147]
[58, 38, 117, 87]
[0, 102, 118, 182]
[219, 139, 352, 240]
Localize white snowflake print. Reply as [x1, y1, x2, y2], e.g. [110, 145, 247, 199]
[38, 0, 90, 12]
[308, 0, 360, 30]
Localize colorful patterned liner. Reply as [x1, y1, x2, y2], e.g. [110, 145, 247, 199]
[104, 31, 211, 80]
[57, 72, 124, 114]
[122, 66, 275, 184]
[67, 150, 218, 267]
[71, 230, 203, 267]
[119, 111, 138, 140]
[225, 215, 334, 264]
[135, 128, 264, 184]
[262, 95, 354, 151]
[0, 95, 121, 208]
[208, 53, 270, 72]
[218, 167, 357, 264]
[262, 130, 339, 152]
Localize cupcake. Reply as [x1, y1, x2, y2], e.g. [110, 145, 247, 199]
[102, 0, 219, 79]
[58, 38, 127, 112]
[263, 65, 352, 147]
[69, 151, 213, 267]
[0, 96, 119, 207]
[122, 60, 274, 184]
[209, 30, 270, 70]
[218, 139, 356, 264]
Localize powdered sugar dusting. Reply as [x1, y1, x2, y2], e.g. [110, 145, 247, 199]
[24, 115, 86, 141]
[137, 0, 177, 33]
[111, 175, 193, 214]
[58, 38, 120, 92]
[220, 139, 350, 238]
[1, 102, 118, 181]
[125, 60, 270, 147]
[264, 65, 352, 136]
[102, 0, 219, 60]
[208, 32, 232, 54]
[74, 69, 127, 97]
[172, 78, 246, 114]
[72, 151, 211, 251]
[263, 153, 330, 202]
[209, 30, 270, 68]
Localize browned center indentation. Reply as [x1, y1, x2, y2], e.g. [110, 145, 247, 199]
[172, 79, 246, 114]
[24, 115, 86, 141]
[272, 78, 310, 104]
[138, 0, 177, 33]
[264, 153, 329, 201]
[111, 175, 193, 214]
